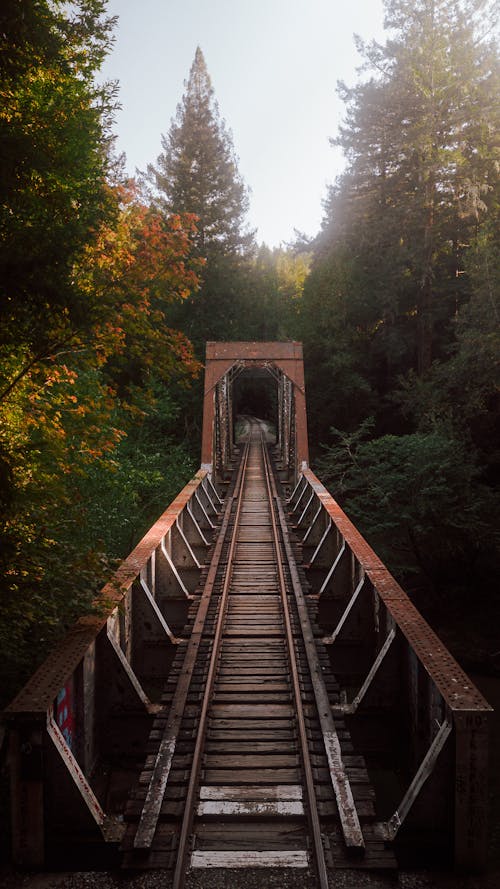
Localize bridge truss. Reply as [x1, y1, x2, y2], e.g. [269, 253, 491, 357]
[3, 342, 492, 878]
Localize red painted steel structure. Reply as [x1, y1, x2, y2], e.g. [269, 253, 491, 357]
[201, 341, 309, 478]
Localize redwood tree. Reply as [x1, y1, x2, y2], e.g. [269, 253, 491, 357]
[330, 0, 499, 374]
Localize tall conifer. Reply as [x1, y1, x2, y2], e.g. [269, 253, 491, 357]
[147, 47, 253, 259]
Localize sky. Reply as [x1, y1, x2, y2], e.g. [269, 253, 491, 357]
[100, 0, 387, 247]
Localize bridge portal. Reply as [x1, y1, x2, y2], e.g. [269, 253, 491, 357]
[201, 341, 308, 483]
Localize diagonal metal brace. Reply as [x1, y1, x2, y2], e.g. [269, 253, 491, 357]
[333, 627, 396, 715]
[378, 717, 453, 841]
[323, 575, 367, 644]
[160, 539, 193, 600]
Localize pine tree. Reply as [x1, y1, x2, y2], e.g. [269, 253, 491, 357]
[146, 47, 253, 258]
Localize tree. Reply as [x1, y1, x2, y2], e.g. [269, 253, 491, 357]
[0, 179, 202, 700]
[316, 420, 498, 598]
[75, 181, 202, 396]
[299, 0, 499, 640]
[332, 0, 499, 373]
[301, 0, 499, 452]
[248, 245, 310, 339]
[0, 0, 119, 385]
[146, 46, 253, 259]
[0, 6, 204, 702]
[396, 200, 500, 483]
[144, 47, 255, 357]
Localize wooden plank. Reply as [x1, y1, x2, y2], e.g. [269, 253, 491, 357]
[220, 640, 286, 647]
[224, 628, 284, 636]
[218, 658, 286, 665]
[197, 800, 304, 817]
[129, 471, 240, 850]
[214, 694, 291, 703]
[199, 785, 303, 801]
[209, 719, 294, 730]
[214, 683, 290, 692]
[203, 768, 301, 784]
[191, 850, 309, 868]
[210, 704, 293, 718]
[207, 729, 294, 741]
[275, 492, 365, 852]
[204, 754, 298, 768]
[217, 668, 288, 676]
[205, 741, 296, 754]
[228, 595, 279, 602]
[219, 651, 286, 657]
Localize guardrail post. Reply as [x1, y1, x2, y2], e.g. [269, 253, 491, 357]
[170, 521, 202, 593]
[81, 646, 98, 776]
[9, 720, 45, 868]
[94, 627, 151, 761]
[454, 710, 490, 870]
[156, 539, 191, 602]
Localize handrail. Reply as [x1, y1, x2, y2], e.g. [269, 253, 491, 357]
[3, 466, 223, 869]
[302, 467, 490, 714]
[5, 470, 209, 717]
[293, 466, 492, 870]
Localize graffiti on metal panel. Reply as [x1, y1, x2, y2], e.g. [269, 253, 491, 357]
[56, 680, 75, 751]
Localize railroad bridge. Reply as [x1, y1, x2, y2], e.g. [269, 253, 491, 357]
[4, 342, 492, 886]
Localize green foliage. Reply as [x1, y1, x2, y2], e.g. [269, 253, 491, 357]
[316, 421, 498, 587]
[143, 46, 261, 364]
[80, 384, 197, 557]
[395, 208, 500, 471]
[245, 245, 310, 340]
[303, 0, 500, 631]
[303, 0, 499, 418]
[0, 0, 119, 362]
[1, 0, 498, 700]
[142, 44, 310, 377]
[0, 5, 204, 704]
[301, 246, 379, 442]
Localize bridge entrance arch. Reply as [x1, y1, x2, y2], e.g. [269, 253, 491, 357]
[201, 342, 309, 483]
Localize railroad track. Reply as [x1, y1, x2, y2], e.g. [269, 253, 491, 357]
[122, 421, 395, 885]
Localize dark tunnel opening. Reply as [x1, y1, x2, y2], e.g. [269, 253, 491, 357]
[232, 370, 278, 441]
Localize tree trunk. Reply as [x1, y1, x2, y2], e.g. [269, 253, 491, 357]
[417, 172, 435, 375]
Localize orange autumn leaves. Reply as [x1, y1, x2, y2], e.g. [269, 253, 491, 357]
[78, 181, 203, 383]
[1, 181, 203, 502]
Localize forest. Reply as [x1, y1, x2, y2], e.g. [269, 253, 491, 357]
[0, 0, 498, 705]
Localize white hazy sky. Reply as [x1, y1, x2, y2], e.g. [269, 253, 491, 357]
[100, 0, 387, 246]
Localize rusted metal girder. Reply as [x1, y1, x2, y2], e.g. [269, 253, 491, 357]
[201, 342, 309, 481]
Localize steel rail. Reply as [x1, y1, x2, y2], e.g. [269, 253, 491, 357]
[259, 427, 330, 889]
[172, 436, 251, 889]
[274, 485, 365, 851]
[132, 444, 245, 850]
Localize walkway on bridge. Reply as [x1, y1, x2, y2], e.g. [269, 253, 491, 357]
[3, 343, 492, 887]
